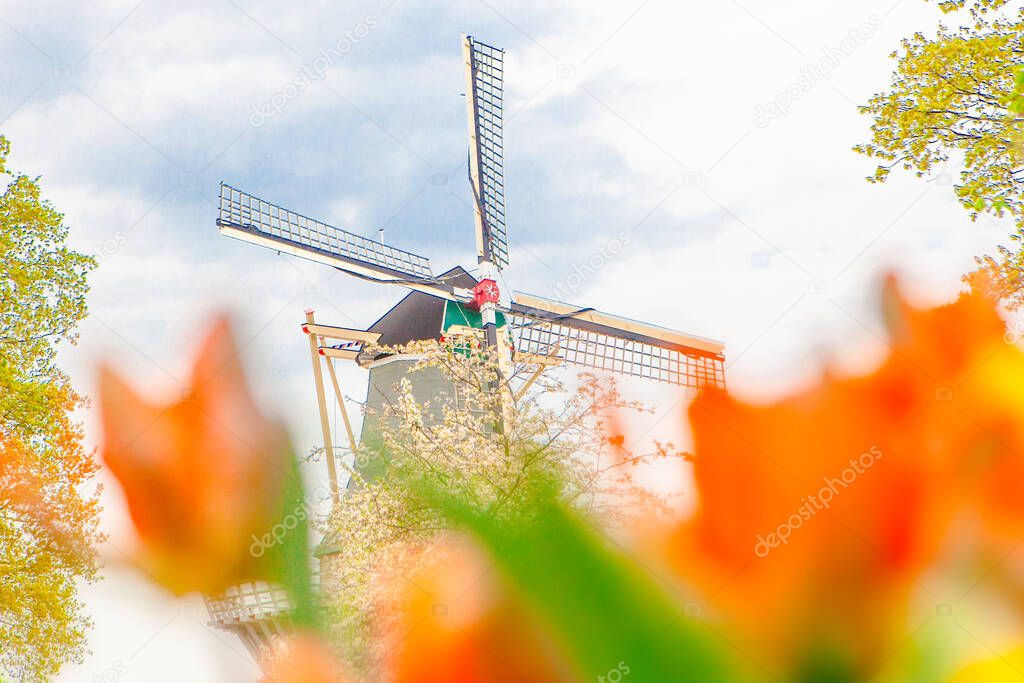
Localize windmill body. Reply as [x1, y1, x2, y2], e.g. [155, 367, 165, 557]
[355, 266, 477, 469]
[206, 35, 726, 659]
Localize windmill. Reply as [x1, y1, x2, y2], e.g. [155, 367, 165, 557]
[204, 34, 725, 657]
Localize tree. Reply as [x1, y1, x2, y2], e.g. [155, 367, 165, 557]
[318, 339, 678, 672]
[0, 134, 101, 680]
[855, 0, 1024, 304]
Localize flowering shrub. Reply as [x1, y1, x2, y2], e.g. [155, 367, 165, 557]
[320, 338, 675, 671]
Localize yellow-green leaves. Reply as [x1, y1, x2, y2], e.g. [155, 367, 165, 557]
[1008, 66, 1024, 114]
[856, 2, 1024, 305]
[0, 134, 101, 679]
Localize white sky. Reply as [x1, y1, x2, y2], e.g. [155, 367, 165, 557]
[0, 0, 1013, 680]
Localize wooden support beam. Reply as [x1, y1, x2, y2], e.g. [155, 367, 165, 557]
[462, 34, 488, 263]
[256, 619, 275, 649]
[317, 346, 360, 361]
[515, 351, 563, 367]
[219, 224, 465, 302]
[302, 322, 381, 344]
[512, 291, 725, 355]
[515, 344, 560, 401]
[324, 356, 359, 457]
[305, 310, 339, 504]
[234, 625, 260, 660]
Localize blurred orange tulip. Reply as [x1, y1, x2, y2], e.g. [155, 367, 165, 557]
[379, 539, 574, 683]
[261, 633, 352, 683]
[662, 278, 1024, 675]
[98, 316, 294, 595]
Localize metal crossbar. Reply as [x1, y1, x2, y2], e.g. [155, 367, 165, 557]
[467, 37, 509, 269]
[217, 184, 433, 279]
[510, 314, 726, 388]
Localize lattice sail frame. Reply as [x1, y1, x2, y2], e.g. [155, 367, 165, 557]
[465, 36, 509, 269]
[204, 581, 293, 659]
[217, 183, 433, 279]
[510, 313, 726, 388]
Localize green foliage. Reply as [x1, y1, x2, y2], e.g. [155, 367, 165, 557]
[0, 134, 101, 680]
[268, 453, 320, 633]
[855, 1, 1024, 305]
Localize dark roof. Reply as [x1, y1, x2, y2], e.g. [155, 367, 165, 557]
[357, 265, 477, 364]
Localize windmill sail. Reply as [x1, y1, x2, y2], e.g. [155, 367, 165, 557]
[509, 292, 725, 388]
[463, 35, 509, 271]
[216, 183, 469, 301]
[218, 183, 431, 278]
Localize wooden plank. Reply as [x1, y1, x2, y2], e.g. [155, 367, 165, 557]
[516, 351, 563, 367]
[515, 364, 548, 400]
[462, 35, 488, 264]
[318, 346, 359, 361]
[305, 310, 340, 503]
[511, 290, 725, 355]
[303, 322, 380, 343]
[514, 344, 560, 401]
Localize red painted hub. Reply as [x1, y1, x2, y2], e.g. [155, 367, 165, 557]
[472, 278, 500, 308]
